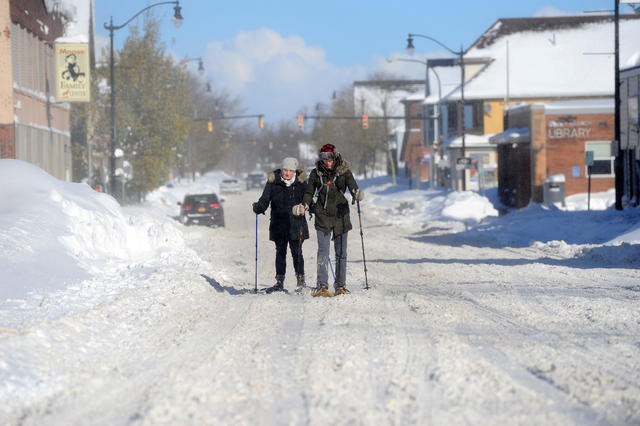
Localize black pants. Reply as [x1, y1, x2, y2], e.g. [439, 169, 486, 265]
[274, 239, 304, 277]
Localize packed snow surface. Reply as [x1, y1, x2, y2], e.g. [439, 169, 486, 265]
[1, 160, 639, 425]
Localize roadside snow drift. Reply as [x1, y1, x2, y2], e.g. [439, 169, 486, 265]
[0, 160, 184, 300]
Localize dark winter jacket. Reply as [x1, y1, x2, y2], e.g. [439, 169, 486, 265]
[302, 154, 358, 236]
[254, 168, 310, 241]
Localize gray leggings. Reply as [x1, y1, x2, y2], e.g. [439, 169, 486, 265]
[316, 230, 348, 288]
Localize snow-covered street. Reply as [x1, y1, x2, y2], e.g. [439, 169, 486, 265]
[1, 163, 640, 425]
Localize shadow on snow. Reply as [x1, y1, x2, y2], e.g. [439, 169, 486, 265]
[357, 242, 640, 270]
[200, 274, 255, 295]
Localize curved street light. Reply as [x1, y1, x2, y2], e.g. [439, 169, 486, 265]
[104, 1, 184, 198]
[407, 33, 467, 190]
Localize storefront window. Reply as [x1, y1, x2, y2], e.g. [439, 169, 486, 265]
[585, 141, 614, 177]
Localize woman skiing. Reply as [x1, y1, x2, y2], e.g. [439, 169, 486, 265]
[252, 157, 309, 293]
[293, 144, 364, 296]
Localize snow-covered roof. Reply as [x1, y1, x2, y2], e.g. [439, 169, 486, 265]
[353, 80, 424, 134]
[47, 0, 93, 43]
[445, 15, 640, 101]
[397, 66, 461, 104]
[543, 98, 614, 114]
[489, 127, 531, 145]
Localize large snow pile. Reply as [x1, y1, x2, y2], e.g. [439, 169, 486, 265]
[364, 179, 499, 226]
[0, 160, 185, 300]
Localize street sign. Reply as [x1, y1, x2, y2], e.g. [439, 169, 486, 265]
[585, 150, 594, 167]
[456, 157, 472, 170]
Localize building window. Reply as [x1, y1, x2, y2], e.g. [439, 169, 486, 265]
[445, 101, 484, 138]
[585, 141, 614, 177]
[629, 94, 639, 127]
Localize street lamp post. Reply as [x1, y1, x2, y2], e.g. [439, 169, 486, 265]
[407, 34, 467, 190]
[104, 1, 183, 198]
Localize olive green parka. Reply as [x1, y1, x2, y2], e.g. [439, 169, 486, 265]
[302, 154, 359, 236]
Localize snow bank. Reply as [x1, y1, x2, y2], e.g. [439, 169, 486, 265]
[364, 183, 499, 226]
[0, 160, 184, 300]
[360, 176, 640, 253]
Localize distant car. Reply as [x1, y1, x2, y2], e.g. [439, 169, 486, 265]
[246, 172, 266, 189]
[220, 178, 242, 194]
[178, 193, 224, 227]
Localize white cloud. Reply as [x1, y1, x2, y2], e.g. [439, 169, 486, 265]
[202, 28, 367, 121]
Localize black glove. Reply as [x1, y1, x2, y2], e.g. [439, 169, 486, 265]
[252, 202, 262, 214]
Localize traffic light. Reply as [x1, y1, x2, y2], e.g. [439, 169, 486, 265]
[207, 121, 213, 132]
[362, 115, 369, 129]
[258, 115, 264, 129]
[268, 141, 273, 150]
[297, 115, 304, 130]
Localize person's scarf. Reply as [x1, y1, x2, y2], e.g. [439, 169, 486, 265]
[282, 175, 295, 187]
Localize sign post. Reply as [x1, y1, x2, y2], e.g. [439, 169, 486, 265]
[586, 150, 594, 211]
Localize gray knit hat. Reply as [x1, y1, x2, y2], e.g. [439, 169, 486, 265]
[282, 157, 298, 171]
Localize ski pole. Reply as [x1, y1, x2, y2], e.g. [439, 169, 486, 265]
[328, 258, 336, 280]
[356, 199, 369, 290]
[254, 213, 258, 293]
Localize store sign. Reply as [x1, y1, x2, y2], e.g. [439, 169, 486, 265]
[54, 42, 90, 102]
[548, 127, 592, 139]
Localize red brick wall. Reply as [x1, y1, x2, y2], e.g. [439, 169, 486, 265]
[0, 124, 15, 158]
[545, 113, 614, 196]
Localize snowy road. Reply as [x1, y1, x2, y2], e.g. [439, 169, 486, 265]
[2, 187, 640, 425]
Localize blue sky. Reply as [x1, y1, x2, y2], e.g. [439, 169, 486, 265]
[93, 1, 638, 122]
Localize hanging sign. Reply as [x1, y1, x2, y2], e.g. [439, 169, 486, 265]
[54, 42, 91, 102]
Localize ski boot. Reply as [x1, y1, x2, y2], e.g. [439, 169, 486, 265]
[265, 275, 285, 294]
[312, 284, 333, 297]
[334, 285, 350, 296]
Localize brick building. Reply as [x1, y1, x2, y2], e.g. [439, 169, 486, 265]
[0, 0, 72, 180]
[491, 100, 614, 208]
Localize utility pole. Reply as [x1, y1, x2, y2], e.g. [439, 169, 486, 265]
[614, 0, 624, 210]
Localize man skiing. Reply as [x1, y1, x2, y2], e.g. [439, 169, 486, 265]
[293, 144, 364, 296]
[252, 157, 309, 293]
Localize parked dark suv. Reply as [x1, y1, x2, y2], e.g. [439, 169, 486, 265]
[178, 193, 225, 227]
